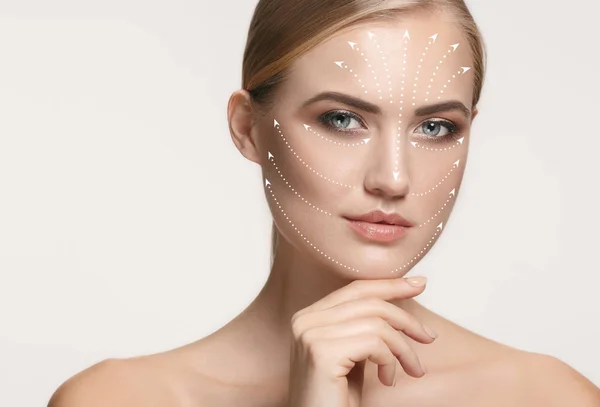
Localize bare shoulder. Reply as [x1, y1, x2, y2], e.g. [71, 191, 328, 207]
[47, 356, 185, 407]
[471, 349, 600, 406]
[465, 345, 600, 406]
[516, 351, 600, 406]
[408, 309, 600, 406]
[438, 349, 599, 407]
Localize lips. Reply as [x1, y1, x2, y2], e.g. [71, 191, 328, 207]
[344, 210, 413, 243]
[344, 210, 414, 227]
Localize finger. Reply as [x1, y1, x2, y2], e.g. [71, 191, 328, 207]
[304, 297, 435, 344]
[305, 318, 425, 378]
[298, 277, 428, 315]
[328, 334, 398, 386]
[378, 359, 397, 387]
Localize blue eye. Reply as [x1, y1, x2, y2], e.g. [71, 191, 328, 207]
[318, 110, 366, 133]
[315, 112, 461, 143]
[415, 119, 460, 143]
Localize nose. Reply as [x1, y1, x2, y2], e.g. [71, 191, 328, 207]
[363, 127, 410, 199]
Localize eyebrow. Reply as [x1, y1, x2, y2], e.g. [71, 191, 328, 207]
[301, 91, 471, 119]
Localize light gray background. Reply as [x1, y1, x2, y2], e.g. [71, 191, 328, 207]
[0, 0, 599, 405]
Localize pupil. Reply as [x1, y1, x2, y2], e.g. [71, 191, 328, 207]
[425, 122, 440, 136]
[335, 115, 350, 128]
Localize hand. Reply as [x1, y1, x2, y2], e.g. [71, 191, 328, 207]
[287, 276, 436, 407]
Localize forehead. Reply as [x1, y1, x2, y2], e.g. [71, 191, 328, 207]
[282, 11, 474, 109]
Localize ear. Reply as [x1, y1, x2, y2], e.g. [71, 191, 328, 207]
[227, 89, 261, 165]
[471, 106, 479, 121]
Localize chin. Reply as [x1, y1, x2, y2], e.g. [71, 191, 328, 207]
[346, 248, 417, 277]
[295, 235, 418, 278]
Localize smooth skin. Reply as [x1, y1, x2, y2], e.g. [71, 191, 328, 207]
[48, 11, 600, 407]
[48, 277, 600, 407]
[287, 277, 435, 407]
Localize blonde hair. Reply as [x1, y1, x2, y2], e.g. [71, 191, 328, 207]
[240, 0, 487, 266]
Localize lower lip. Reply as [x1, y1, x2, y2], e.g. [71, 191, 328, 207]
[345, 218, 411, 243]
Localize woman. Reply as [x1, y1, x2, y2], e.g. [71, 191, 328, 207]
[49, 0, 600, 406]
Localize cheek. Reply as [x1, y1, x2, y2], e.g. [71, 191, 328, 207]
[272, 125, 367, 189]
[410, 145, 467, 181]
[408, 147, 468, 220]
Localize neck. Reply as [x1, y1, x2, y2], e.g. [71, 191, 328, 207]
[235, 237, 422, 369]
[260, 236, 356, 321]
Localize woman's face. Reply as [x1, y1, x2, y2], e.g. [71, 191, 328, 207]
[258, 12, 476, 277]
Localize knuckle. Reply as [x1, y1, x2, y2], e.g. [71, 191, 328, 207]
[366, 334, 386, 349]
[290, 314, 307, 338]
[297, 327, 318, 347]
[290, 310, 304, 325]
[365, 316, 388, 332]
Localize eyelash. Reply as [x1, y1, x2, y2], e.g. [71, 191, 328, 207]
[317, 110, 461, 143]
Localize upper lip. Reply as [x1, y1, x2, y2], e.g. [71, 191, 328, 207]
[345, 210, 414, 227]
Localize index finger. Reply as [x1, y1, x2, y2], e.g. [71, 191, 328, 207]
[299, 277, 428, 315]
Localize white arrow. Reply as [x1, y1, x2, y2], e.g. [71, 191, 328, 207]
[403, 30, 410, 40]
[334, 61, 344, 68]
[348, 41, 357, 49]
[393, 171, 400, 180]
[430, 33, 438, 42]
[457, 137, 464, 144]
[363, 138, 370, 144]
[265, 178, 271, 186]
[461, 67, 471, 74]
[368, 31, 375, 40]
[450, 43, 459, 52]
[454, 159, 460, 167]
[268, 151, 273, 160]
[303, 124, 310, 130]
[450, 188, 455, 196]
[411, 141, 418, 147]
[273, 119, 279, 127]
[437, 222, 444, 230]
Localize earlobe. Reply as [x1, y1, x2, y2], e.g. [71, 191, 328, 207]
[471, 106, 479, 121]
[227, 90, 262, 165]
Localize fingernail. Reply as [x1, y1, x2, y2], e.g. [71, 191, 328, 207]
[423, 324, 438, 339]
[419, 359, 428, 374]
[407, 276, 428, 287]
